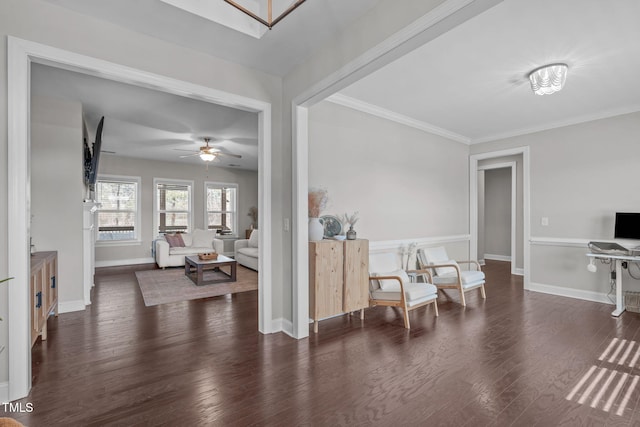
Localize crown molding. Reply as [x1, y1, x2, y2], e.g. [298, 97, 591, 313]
[472, 104, 640, 144]
[326, 93, 471, 144]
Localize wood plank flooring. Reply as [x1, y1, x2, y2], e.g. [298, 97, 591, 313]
[6, 260, 640, 426]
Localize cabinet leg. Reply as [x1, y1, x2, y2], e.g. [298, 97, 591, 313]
[42, 324, 47, 341]
[314, 321, 318, 334]
[360, 308, 364, 320]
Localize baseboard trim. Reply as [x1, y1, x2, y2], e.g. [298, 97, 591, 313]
[484, 254, 512, 262]
[95, 257, 155, 268]
[527, 281, 613, 306]
[479, 259, 485, 266]
[0, 381, 8, 403]
[58, 300, 86, 314]
[272, 317, 293, 337]
[370, 234, 470, 253]
[514, 268, 524, 276]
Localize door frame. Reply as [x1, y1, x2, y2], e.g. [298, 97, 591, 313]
[7, 36, 273, 400]
[477, 161, 517, 274]
[470, 147, 530, 286]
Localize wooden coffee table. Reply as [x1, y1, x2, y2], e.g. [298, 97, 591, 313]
[184, 254, 237, 286]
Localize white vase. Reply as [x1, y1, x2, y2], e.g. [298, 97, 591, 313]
[308, 217, 324, 241]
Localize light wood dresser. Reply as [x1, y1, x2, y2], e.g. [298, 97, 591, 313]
[309, 239, 369, 333]
[30, 251, 59, 347]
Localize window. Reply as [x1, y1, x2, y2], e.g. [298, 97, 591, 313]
[205, 182, 238, 235]
[154, 178, 193, 235]
[96, 175, 141, 242]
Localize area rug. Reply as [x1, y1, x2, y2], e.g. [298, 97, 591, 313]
[135, 265, 258, 307]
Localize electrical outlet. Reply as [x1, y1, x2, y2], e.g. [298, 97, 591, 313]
[541, 217, 549, 226]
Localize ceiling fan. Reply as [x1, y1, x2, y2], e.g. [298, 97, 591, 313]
[179, 137, 242, 162]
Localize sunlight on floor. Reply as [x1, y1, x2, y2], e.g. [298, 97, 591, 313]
[566, 338, 640, 416]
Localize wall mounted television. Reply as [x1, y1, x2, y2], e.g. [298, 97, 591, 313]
[614, 212, 640, 240]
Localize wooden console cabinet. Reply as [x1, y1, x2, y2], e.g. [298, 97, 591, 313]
[30, 251, 58, 347]
[309, 239, 369, 333]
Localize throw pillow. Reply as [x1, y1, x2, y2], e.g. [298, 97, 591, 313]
[165, 233, 185, 248]
[248, 229, 259, 248]
[376, 269, 410, 291]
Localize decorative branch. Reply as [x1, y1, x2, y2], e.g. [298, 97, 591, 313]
[308, 189, 328, 217]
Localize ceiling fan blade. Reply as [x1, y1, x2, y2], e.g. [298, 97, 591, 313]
[173, 148, 199, 153]
[179, 152, 200, 158]
[216, 152, 242, 158]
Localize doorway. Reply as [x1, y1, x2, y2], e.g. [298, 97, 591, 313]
[478, 162, 516, 272]
[7, 36, 273, 401]
[470, 147, 530, 286]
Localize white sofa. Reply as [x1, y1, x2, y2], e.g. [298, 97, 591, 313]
[155, 229, 223, 268]
[234, 229, 258, 270]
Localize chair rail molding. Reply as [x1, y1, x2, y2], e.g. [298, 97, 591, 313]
[369, 234, 471, 253]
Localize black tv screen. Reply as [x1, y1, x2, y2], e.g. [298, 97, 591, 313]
[614, 212, 640, 239]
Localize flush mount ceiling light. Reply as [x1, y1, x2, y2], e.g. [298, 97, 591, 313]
[223, 0, 306, 29]
[528, 63, 568, 96]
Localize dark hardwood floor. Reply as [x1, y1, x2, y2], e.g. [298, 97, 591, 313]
[6, 260, 640, 426]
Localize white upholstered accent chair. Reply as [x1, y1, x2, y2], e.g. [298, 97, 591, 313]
[417, 246, 486, 307]
[369, 253, 438, 329]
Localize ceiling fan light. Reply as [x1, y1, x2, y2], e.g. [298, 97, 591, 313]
[200, 152, 215, 162]
[528, 63, 568, 96]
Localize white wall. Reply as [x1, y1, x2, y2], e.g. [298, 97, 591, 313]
[31, 96, 85, 310]
[308, 100, 469, 244]
[471, 111, 640, 298]
[95, 155, 258, 265]
[484, 167, 511, 259]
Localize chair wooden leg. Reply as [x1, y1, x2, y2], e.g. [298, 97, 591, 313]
[402, 307, 411, 329]
[433, 300, 439, 317]
[460, 289, 466, 307]
[480, 284, 486, 299]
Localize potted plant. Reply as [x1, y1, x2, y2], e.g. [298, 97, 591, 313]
[308, 188, 328, 241]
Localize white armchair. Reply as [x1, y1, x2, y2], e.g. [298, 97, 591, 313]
[234, 229, 258, 270]
[369, 253, 438, 329]
[417, 246, 486, 307]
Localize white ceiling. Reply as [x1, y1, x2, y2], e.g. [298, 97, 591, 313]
[337, 0, 640, 144]
[42, 0, 383, 76]
[35, 0, 640, 161]
[31, 63, 259, 170]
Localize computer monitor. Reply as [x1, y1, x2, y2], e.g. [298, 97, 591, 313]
[614, 212, 640, 240]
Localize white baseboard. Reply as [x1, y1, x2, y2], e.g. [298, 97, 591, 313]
[479, 259, 485, 266]
[271, 317, 293, 337]
[514, 268, 524, 276]
[58, 300, 86, 313]
[95, 257, 155, 268]
[484, 254, 512, 262]
[0, 381, 8, 403]
[527, 281, 613, 306]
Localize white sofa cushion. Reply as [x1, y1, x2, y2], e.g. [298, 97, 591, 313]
[181, 233, 193, 246]
[371, 282, 438, 304]
[169, 246, 213, 256]
[248, 229, 259, 248]
[191, 229, 216, 248]
[237, 247, 259, 258]
[434, 270, 485, 288]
